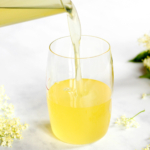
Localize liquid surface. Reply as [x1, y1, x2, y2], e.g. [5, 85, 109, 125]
[47, 79, 111, 144]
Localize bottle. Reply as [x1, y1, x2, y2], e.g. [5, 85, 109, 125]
[0, 0, 71, 27]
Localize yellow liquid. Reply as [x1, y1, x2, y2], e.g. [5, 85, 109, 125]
[47, 79, 111, 144]
[0, 8, 65, 27]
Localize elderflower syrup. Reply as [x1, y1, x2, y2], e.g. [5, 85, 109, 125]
[47, 79, 112, 144]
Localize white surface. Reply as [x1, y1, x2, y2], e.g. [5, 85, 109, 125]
[0, 0, 150, 149]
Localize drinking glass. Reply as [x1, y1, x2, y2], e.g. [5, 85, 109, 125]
[46, 35, 114, 145]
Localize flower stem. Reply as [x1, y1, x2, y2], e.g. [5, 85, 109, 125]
[130, 109, 145, 120]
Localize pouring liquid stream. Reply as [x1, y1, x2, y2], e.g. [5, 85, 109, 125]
[63, 1, 83, 98]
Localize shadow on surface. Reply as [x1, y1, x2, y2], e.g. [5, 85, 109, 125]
[36, 121, 83, 150]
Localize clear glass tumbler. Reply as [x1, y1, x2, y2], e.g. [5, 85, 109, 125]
[46, 35, 114, 145]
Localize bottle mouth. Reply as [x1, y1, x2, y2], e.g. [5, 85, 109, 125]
[49, 35, 111, 59]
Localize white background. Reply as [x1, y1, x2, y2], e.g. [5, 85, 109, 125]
[0, 0, 150, 149]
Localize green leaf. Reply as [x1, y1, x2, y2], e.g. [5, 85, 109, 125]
[140, 72, 150, 79]
[129, 50, 150, 62]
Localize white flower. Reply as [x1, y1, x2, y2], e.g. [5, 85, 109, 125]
[24, 123, 29, 129]
[143, 57, 150, 71]
[142, 144, 150, 150]
[115, 118, 121, 125]
[142, 93, 147, 99]
[115, 110, 145, 129]
[7, 142, 12, 147]
[138, 34, 150, 49]
[142, 93, 150, 99]
[0, 85, 29, 147]
[4, 95, 10, 100]
[1, 141, 6, 147]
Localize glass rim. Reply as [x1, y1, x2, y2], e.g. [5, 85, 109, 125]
[49, 35, 111, 59]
